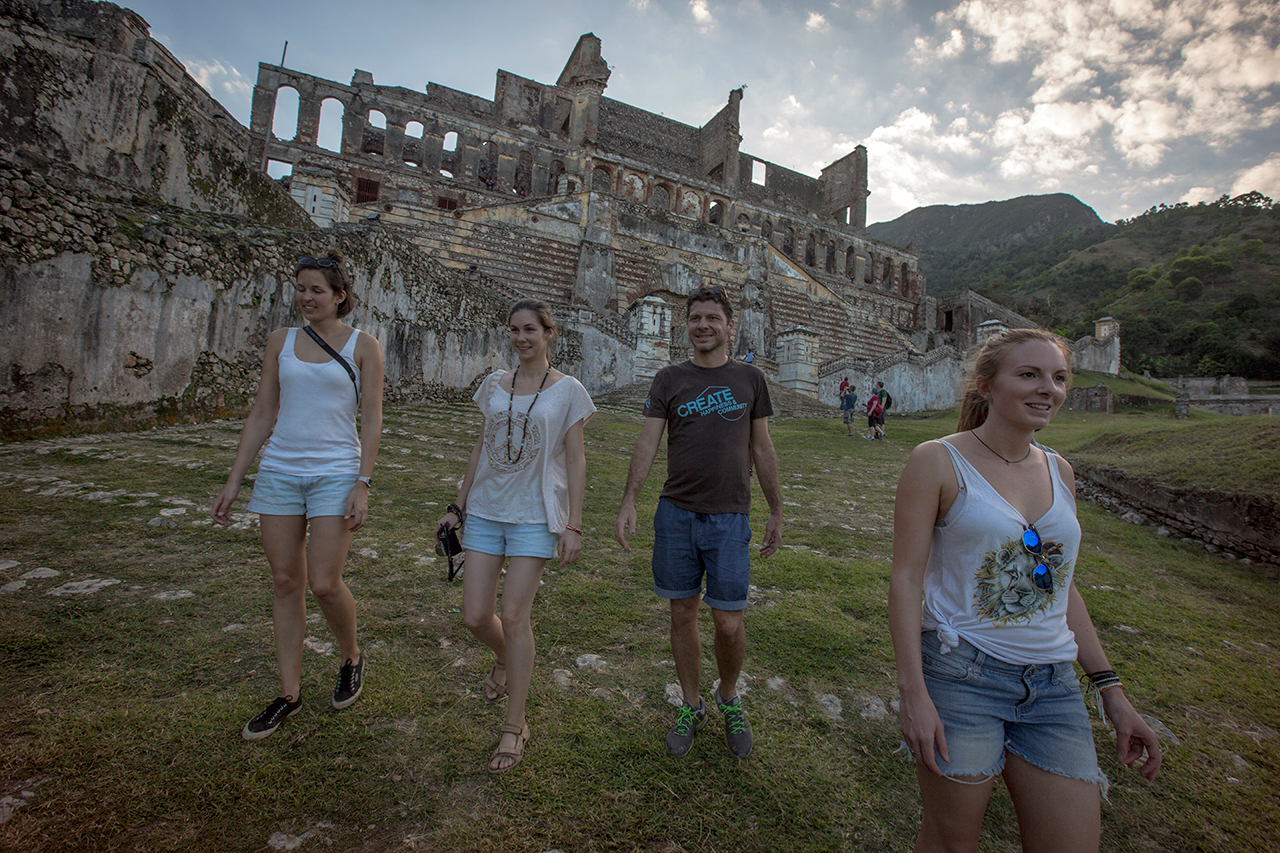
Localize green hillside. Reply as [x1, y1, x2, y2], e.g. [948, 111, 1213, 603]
[983, 193, 1280, 378]
[867, 193, 1109, 294]
[874, 192, 1280, 379]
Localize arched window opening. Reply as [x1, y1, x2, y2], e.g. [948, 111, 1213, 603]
[591, 166, 611, 194]
[442, 131, 458, 152]
[736, 213, 751, 233]
[825, 241, 836, 273]
[362, 109, 386, 156]
[439, 168, 454, 179]
[547, 160, 566, 194]
[761, 220, 772, 240]
[865, 251, 875, 284]
[513, 151, 533, 197]
[271, 86, 299, 142]
[846, 246, 857, 278]
[883, 256, 893, 288]
[708, 201, 724, 226]
[678, 190, 701, 219]
[782, 227, 795, 256]
[403, 121, 424, 167]
[805, 233, 816, 266]
[901, 262, 911, 295]
[649, 184, 671, 212]
[317, 97, 344, 153]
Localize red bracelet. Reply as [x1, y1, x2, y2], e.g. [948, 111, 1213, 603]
[564, 525, 582, 535]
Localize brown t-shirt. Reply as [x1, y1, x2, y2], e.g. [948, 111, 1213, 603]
[642, 359, 773, 515]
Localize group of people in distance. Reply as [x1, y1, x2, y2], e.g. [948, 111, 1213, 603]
[212, 252, 1162, 850]
[838, 376, 892, 440]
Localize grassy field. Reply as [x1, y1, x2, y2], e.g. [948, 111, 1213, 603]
[1, 402, 1277, 852]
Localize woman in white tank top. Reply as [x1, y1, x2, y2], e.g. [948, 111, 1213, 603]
[889, 328, 1161, 852]
[211, 251, 384, 741]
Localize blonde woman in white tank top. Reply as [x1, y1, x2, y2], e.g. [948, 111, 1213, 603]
[889, 328, 1161, 853]
[211, 251, 384, 741]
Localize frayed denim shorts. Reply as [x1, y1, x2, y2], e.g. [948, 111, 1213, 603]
[919, 630, 1107, 791]
[247, 470, 356, 518]
[461, 514, 558, 560]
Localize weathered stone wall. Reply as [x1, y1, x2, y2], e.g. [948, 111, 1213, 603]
[1076, 466, 1280, 576]
[0, 157, 566, 436]
[1066, 385, 1114, 413]
[1072, 333, 1120, 375]
[817, 346, 963, 412]
[0, 0, 306, 226]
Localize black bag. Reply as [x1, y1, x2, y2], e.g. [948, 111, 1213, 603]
[436, 521, 464, 581]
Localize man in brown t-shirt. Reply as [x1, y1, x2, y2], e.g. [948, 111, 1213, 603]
[616, 286, 783, 759]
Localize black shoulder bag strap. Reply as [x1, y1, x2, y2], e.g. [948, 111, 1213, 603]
[302, 326, 360, 406]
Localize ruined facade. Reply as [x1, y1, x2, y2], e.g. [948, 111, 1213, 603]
[248, 34, 927, 396]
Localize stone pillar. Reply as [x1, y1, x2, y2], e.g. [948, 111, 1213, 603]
[1175, 391, 1191, 419]
[777, 326, 820, 397]
[629, 296, 671, 381]
[975, 319, 1007, 345]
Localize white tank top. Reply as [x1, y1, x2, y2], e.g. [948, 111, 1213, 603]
[258, 327, 361, 476]
[921, 439, 1081, 665]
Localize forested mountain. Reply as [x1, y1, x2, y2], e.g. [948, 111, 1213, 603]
[867, 194, 1109, 293]
[870, 193, 1280, 379]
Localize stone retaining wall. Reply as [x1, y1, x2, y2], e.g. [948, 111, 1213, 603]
[1076, 466, 1279, 578]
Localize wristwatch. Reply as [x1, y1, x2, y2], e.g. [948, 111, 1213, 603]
[356, 476, 373, 488]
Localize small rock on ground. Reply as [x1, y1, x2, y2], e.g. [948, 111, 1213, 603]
[816, 693, 842, 721]
[575, 653, 606, 671]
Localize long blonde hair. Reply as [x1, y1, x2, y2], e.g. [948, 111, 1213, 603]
[957, 328, 1073, 432]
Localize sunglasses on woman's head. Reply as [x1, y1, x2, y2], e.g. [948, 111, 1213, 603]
[298, 256, 340, 268]
[1022, 525, 1054, 592]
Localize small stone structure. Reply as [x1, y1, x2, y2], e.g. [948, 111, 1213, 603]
[1161, 375, 1280, 417]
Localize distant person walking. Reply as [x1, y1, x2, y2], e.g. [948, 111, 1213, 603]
[865, 392, 885, 440]
[436, 299, 595, 773]
[840, 385, 859, 436]
[876, 381, 893, 436]
[616, 286, 783, 759]
[838, 376, 851, 396]
[212, 250, 384, 741]
[889, 327, 1161, 852]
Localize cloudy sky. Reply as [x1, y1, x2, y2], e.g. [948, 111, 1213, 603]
[126, 0, 1279, 225]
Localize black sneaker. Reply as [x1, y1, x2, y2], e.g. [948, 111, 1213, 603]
[242, 695, 301, 741]
[716, 688, 753, 757]
[332, 655, 364, 709]
[665, 698, 707, 757]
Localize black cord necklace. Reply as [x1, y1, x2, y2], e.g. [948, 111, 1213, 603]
[970, 429, 1032, 465]
[505, 363, 551, 464]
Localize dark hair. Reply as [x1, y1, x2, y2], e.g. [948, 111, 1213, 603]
[296, 249, 357, 318]
[957, 328, 1074, 431]
[686, 286, 733, 323]
[509, 299, 556, 333]
[876, 381, 884, 389]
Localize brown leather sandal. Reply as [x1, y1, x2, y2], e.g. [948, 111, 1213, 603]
[482, 663, 507, 702]
[488, 723, 530, 773]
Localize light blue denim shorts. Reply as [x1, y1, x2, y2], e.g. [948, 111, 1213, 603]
[919, 631, 1106, 790]
[246, 470, 356, 518]
[461, 514, 558, 559]
[651, 498, 752, 611]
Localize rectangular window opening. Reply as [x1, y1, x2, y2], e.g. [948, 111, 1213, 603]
[751, 159, 766, 186]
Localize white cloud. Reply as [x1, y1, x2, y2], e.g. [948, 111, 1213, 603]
[933, 0, 1280, 169]
[690, 0, 714, 30]
[629, 0, 649, 8]
[1231, 155, 1280, 200]
[183, 59, 252, 107]
[938, 28, 965, 58]
[1180, 186, 1218, 205]
[806, 11, 830, 32]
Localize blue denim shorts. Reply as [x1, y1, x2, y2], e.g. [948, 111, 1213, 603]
[246, 470, 356, 518]
[461, 514, 558, 559]
[651, 498, 752, 611]
[919, 631, 1106, 790]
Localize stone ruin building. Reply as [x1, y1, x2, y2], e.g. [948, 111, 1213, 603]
[0, 0, 1118, 436]
[247, 33, 935, 398]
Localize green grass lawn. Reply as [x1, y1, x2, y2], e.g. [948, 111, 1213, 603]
[0, 404, 1276, 852]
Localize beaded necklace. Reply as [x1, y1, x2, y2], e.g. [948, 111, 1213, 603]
[505, 364, 551, 464]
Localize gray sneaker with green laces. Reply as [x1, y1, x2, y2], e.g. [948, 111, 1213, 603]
[665, 698, 707, 756]
[716, 688, 753, 757]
